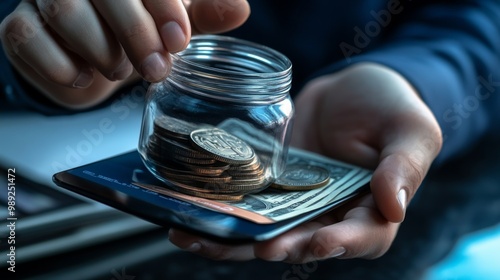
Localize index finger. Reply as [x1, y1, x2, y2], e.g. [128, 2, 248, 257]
[92, 0, 189, 82]
[188, 0, 250, 34]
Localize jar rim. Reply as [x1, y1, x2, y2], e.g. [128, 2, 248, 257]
[167, 35, 292, 104]
[171, 34, 292, 78]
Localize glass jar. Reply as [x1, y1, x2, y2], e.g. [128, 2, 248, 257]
[138, 35, 293, 201]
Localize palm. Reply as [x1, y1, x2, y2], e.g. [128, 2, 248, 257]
[168, 63, 442, 263]
[291, 64, 430, 169]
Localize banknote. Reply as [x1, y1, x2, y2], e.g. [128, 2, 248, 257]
[136, 146, 372, 224]
[227, 148, 371, 221]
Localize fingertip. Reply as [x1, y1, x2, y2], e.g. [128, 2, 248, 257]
[110, 57, 133, 81]
[140, 52, 171, 82]
[168, 229, 203, 253]
[370, 158, 407, 223]
[309, 229, 344, 260]
[253, 239, 288, 262]
[73, 67, 94, 88]
[160, 21, 188, 53]
[167, 228, 175, 240]
[190, 0, 250, 34]
[310, 237, 346, 260]
[316, 246, 346, 260]
[397, 188, 408, 216]
[167, 228, 188, 247]
[308, 207, 397, 260]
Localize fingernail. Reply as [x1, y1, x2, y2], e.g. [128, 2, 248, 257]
[268, 252, 288, 262]
[141, 52, 168, 82]
[161, 21, 186, 53]
[167, 229, 175, 240]
[397, 188, 407, 211]
[186, 242, 201, 252]
[111, 57, 133, 81]
[73, 68, 94, 88]
[322, 247, 346, 260]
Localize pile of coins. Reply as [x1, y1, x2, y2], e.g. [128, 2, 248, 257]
[145, 115, 270, 201]
[271, 164, 330, 191]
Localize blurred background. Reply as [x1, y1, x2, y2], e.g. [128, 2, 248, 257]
[1, 91, 499, 280]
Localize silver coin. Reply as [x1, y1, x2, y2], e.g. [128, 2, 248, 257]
[228, 156, 261, 171]
[272, 164, 330, 191]
[190, 128, 255, 164]
[154, 115, 198, 140]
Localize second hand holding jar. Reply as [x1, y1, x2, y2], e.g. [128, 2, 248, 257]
[138, 35, 294, 201]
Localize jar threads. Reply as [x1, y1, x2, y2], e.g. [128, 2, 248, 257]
[138, 35, 294, 200]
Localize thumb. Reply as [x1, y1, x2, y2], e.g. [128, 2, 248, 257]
[370, 118, 442, 223]
[188, 0, 250, 34]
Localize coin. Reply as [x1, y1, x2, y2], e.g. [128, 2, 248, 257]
[182, 161, 230, 176]
[168, 180, 249, 195]
[166, 180, 244, 201]
[156, 168, 232, 184]
[151, 135, 213, 159]
[271, 164, 330, 191]
[227, 165, 265, 178]
[145, 147, 186, 170]
[227, 180, 269, 193]
[173, 154, 218, 165]
[148, 156, 198, 176]
[190, 128, 256, 164]
[154, 115, 198, 141]
[146, 123, 275, 200]
[182, 192, 243, 201]
[228, 156, 261, 171]
[230, 176, 266, 186]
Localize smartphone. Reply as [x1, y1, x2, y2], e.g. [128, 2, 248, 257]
[53, 150, 369, 244]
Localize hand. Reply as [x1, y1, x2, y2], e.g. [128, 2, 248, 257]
[0, 0, 250, 109]
[168, 62, 443, 262]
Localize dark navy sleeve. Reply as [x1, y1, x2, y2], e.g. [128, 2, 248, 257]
[312, 0, 500, 166]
